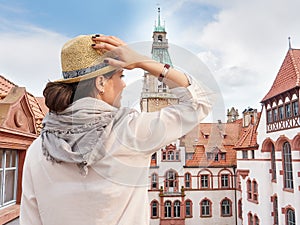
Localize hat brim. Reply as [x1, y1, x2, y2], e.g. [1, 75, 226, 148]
[54, 65, 117, 83]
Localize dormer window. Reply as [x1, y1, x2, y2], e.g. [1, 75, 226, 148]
[161, 144, 180, 161]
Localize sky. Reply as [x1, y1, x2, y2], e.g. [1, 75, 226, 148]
[1, 0, 300, 122]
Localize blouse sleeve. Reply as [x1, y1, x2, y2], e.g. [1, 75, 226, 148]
[20, 153, 43, 225]
[112, 75, 214, 154]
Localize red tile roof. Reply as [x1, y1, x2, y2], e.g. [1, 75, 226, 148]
[184, 122, 242, 167]
[0, 75, 46, 133]
[261, 48, 300, 102]
[234, 112, 261, 150]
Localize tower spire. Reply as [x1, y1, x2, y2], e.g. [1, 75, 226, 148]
[158, 7, 161, 27]
[154, 6, 165, 32]
[288, 36, 292, 49]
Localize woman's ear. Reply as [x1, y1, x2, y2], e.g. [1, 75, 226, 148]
[95, 76, 105, 93]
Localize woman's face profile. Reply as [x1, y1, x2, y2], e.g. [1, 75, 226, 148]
[102, 70, 126, 108]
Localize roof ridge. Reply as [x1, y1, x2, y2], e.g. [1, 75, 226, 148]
[0, 75, 18, 87]
[289, 49, 300, 86]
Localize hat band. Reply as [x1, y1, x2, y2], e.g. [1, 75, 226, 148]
[62, 61, 109, 79]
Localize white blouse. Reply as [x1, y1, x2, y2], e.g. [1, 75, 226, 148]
[20, 77, 213, 225]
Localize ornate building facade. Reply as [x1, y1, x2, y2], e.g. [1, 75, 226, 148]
[145, 9, 239, 225]
[0, 75, 47, 223]
[236, 48, 300, 225]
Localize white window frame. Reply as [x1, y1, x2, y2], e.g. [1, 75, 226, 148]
[0, 149, 18, 208]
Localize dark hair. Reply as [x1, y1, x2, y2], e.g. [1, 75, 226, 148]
[43, 78, 97, 112]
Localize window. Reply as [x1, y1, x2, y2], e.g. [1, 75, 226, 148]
[285, 104, 291, 118]
[185, 200, 192, 217]
[286, 208, 295, 225]
[164, 201, 172, 218]
[242, 150, 248, 159]
[186, 153, 194, 160]
[184, 173, 191, 188]
[0, 150, 18, 208]
[279, 106, 284, 120]
[151, 173, 158, 189]
[207, 153, 213, 160]
[267, 110, 273, 123]
[161, 145, 180, 161]
[273, 196, 278, 225]
[220, 153, 226, 160]
[273, 108, 278, 121]
[151, 153, 157, 161]
[292, 101, 298, 116]
[174, 200, 181, 218]
[271, 143, 277, 181]
[247, 179, 258, 203]
[253, 180, 258, 202]
[238, 199, 242, 219]
[162, 151, 166, 160]
[283, 142, 293, 189]
[165, 170, 177, 192]
[200, 199, 211, 217]
[214, 154, 219, 161]
[248, 212, 253, 225]
[221, 198, 232, 216]
[247, 179, 252, 200]
[200, 174, 209, 188]
[254, 215, 259, 225]
[251, 150, 255, 159]
[151, 200, 159, 218]
[221, 174, 229, 188]
[167, 151, 174, 160]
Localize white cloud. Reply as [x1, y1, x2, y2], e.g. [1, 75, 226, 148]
[148, 0, 300, 114]
[0, 22, 68, 96]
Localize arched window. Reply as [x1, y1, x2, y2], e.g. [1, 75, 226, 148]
[271, 143, 277, 181]
[254, 215, 260, 225]
[248, 212, 253, 225]
[184, 173, 191, 188]
[198, 169, 212, 189]
[165, 170, 178, 192]
[273, 195, 279, 225]
[174, 200, 181, 218]
[151, 200, 159, 218]
[200, 198, 211, 217]
[286, 209, 295, 225]
[164, 201, 172, 218]
[185, 200, 192, 217]
[151, 173, 158, 189]
[247, 179, 252, 200]
[221, 198, 232, 217]
[283, 142, 293, 189]
[238, 199, 242, 219]
[252, 180, 258, 202]
[221, 174, 229, 188]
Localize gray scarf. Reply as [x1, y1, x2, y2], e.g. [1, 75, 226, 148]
[41, 97, 118, 175]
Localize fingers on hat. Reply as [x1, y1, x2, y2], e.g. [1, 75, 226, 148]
[104, 58, 125, 68]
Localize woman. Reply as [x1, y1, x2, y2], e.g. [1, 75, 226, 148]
[20, 34, 213, 225]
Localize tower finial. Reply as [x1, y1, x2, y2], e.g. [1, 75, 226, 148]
[288, 36, 292, 49]
[157, 7, 161, 27]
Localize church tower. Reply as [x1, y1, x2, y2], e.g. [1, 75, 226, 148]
[140, 8, 178, 112]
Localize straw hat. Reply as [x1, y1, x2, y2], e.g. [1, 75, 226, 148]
[55, 34, 118, 83]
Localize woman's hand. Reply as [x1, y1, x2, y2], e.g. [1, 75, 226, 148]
[92, 35, 151, 70]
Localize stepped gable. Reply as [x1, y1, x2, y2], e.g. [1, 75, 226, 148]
[0, 75, 47, 133]
[185, 122, 242, 167]
[234, 112, 261, 150]
[262, 48, 300, 102]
